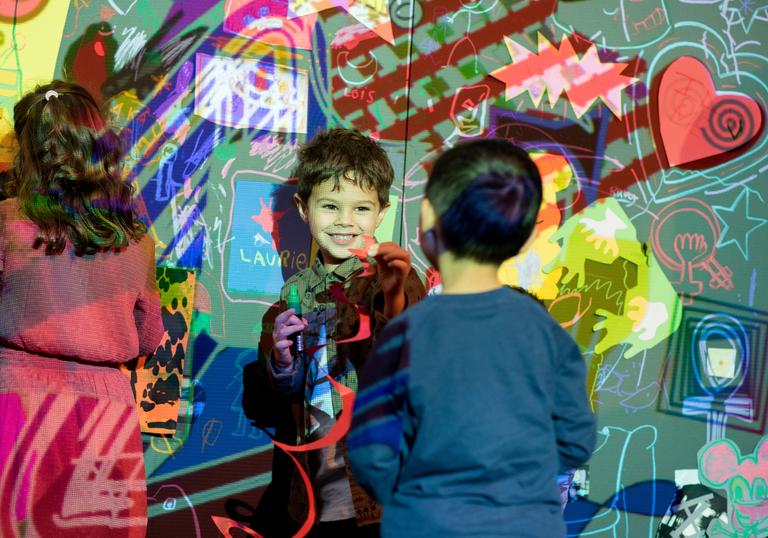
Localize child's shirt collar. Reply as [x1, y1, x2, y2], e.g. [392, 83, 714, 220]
[311, 254, 364, 282]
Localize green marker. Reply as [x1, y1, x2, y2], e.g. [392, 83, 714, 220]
[287, 284, 304, 357]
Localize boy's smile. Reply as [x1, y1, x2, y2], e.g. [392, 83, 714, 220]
[295, 177, 388, 270]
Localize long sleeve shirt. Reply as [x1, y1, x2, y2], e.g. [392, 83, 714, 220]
[267, 255, 425, 525]
[348, 286, 596, 538]
[0, 197, 163, 364]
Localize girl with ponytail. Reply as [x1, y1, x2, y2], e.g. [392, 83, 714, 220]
[0, 81, 162, 537]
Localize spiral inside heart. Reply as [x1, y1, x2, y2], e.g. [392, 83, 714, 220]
[654, 56, 763, 167]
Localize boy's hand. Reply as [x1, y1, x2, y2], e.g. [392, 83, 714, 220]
[272, 308, 309, 369]
[369, 241, 411, 318]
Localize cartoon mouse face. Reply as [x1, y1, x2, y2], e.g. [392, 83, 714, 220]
[699, 436, 768, 532]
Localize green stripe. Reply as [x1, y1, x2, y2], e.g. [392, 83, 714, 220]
[148, 443, 272, 483]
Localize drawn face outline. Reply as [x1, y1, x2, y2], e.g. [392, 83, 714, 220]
[699, 436, 768, 531]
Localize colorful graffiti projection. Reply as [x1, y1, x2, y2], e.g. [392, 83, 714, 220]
[0, 0, 765, 535]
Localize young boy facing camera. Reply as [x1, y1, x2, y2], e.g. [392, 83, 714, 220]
[268, 128, 425, 537]
[348, 139, 596, 538]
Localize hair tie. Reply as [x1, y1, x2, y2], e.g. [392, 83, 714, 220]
[44, 90, 59, 101]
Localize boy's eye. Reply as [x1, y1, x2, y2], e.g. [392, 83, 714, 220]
[356, 206, 371, 212]
[321, 204, 338, 210]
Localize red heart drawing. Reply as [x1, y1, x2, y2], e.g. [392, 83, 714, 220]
[654, 56, 763, 167]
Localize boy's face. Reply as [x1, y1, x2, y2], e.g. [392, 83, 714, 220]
[295, 177, 388, 269]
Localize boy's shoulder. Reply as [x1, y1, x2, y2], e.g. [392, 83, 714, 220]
[504, 288, 580, 350]
[399, 285, 554, 325]
[280, 262, 426, 313]
[279, 266, 316, 299]
[284, 266, 314, 286]
[503, 287, 563, 328]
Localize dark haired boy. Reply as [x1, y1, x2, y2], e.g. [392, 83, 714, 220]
[267, 128, 425, 536]
[348, 139, 596, 537]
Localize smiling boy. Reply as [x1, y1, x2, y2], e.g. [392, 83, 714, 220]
[267, 128, 425, 537]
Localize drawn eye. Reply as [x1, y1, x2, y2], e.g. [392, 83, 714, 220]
[754, 478, 767, 499]
[732, 476, 749, 502]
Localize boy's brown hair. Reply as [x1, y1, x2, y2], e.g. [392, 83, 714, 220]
[294, 128, 394, 207]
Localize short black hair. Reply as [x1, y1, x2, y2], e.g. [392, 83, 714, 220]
[426, 138, 542, 264]
[294, 128, 393, 207]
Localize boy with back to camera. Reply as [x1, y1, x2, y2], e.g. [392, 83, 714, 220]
[268, 128, 425, 537]
[347, 138, 596, 537]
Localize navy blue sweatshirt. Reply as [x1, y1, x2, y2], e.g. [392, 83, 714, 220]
[348, 286, 596, 537]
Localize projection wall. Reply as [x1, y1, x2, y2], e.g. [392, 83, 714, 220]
[1, 0, 767, 536]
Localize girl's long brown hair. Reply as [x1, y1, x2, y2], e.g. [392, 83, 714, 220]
[6, 80, 146, 255]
